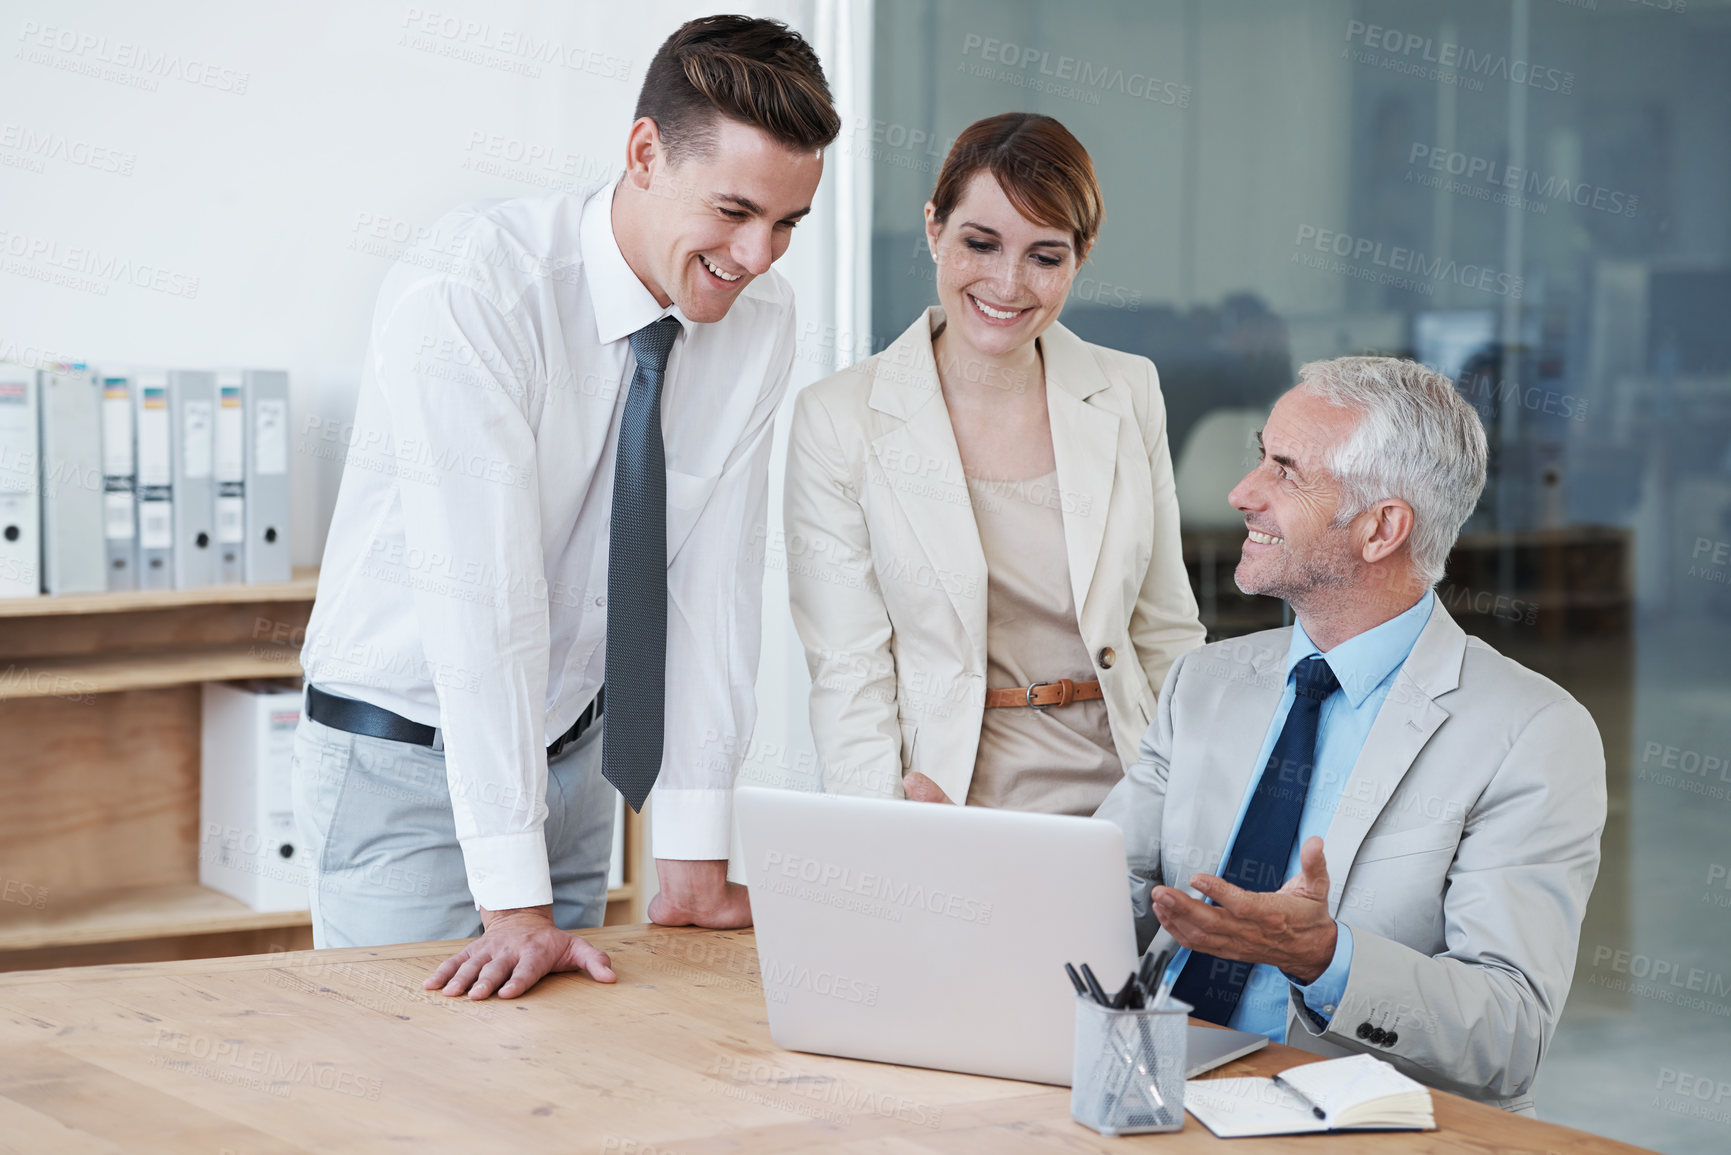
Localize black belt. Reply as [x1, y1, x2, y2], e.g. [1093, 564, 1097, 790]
[305, 684, 603, 758]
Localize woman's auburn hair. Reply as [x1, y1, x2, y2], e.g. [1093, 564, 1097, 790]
[929, 112, 1103, 256]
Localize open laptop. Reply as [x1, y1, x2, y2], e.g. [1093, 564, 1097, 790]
[736, 787, 1267, 1086]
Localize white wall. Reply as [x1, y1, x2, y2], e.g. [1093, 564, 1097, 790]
[0, 0, 865, 850]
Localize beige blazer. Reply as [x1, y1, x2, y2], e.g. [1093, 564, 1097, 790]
[784, 307, 1206, 803]
[1094, 603, 1607, 1113]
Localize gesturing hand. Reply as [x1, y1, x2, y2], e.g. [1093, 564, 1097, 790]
[902, 771, 954, 804]
[424, 905, 615, 1000]
[1150, 836, 1338, 984]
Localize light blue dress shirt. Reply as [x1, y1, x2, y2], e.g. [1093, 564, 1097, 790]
[1161, 592, 1434, 1043]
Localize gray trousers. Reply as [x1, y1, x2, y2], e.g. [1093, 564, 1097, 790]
[290, 713, 614, 948]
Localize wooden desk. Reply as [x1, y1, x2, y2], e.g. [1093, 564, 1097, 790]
[0, 925, 1653, 1154]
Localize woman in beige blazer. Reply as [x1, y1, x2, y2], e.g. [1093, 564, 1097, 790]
[785, 112, 1205, 815]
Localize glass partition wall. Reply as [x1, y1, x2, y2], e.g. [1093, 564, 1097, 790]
[868, 2, 1731, 1150]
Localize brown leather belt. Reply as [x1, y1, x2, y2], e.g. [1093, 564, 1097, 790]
[983, 679, 1104, 709]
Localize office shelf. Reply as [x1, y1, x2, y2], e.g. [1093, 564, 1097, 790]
[0, 884, 312, 952]
[0, 566, 320, 618]
[0, 643, 303, 700]
[0, 563, 650, 972]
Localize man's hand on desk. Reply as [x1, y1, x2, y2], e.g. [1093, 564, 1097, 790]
[648, 858, 752, 928]
[424, 905, 616, 1000]
[1150, 835, 1339, 985]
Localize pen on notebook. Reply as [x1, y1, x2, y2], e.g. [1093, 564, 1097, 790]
[1271, 1072, 1328, 1120]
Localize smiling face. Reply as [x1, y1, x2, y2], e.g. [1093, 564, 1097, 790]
[924, 173, 1082, 359]
[1227, 385, 1367, 606]
[624, 116, 824, 324]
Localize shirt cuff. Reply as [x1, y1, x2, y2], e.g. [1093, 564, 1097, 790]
[458, 830, 553, 912]
[650, 787, 733, 860]
[1290, 922, 1354, 1023]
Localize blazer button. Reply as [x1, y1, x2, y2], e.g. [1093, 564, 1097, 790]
[1097, 646, 1116, 669]
[1383, 1031, 1398, 1047]
[1356, 1022, 1373, 1040]
[1369, 1028, 1388, 1045]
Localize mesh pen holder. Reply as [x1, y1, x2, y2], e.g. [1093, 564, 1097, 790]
[1070, 994, 1190, 1136]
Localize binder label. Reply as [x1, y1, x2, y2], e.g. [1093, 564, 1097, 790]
[216, 384, 244, 482]
[101, 381, 134, 477]
[182, 399, 213, 479]
[137, 387, 171, 486]
[139, 498, 173, 549]
[104, 491, 135, 539]
[255, 398, 287, 475]
[216, 494, 245, 543]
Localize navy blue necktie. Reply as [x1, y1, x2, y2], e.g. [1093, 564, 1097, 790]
[1169, 655, 1340, 1024]
[602, 316, 681, 812]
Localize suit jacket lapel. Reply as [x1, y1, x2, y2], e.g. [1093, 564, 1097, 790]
[867, 309, 988, 662]
[1320, 602, 1465, 913]
[1042, 324, 1118, 622]
[1171, 635, 1290, 883]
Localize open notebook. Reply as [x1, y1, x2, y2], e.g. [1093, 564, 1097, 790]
[1184, 1053, 1437, 1137]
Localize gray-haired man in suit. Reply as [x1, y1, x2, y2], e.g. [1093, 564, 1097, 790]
[1096, 356, 1605, 1113]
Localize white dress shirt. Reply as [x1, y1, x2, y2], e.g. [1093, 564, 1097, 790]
[301, 180, 796, 910]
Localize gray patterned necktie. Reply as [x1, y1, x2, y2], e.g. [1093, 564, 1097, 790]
[602, 315, 681, 811]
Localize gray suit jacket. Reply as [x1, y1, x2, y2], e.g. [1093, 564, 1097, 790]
[1094, 602, 1605, 1113]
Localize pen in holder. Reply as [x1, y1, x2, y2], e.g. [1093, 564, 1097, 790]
[1070, 993, 1190, 1136]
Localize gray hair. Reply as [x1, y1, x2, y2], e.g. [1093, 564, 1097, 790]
[1297, 356, 1488, 587]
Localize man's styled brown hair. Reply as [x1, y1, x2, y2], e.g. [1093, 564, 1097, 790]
[635, 15, 841, 162]
[929, 113, 1104, 256]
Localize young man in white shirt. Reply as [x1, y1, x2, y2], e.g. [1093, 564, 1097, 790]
[294, 16, 839, 999]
